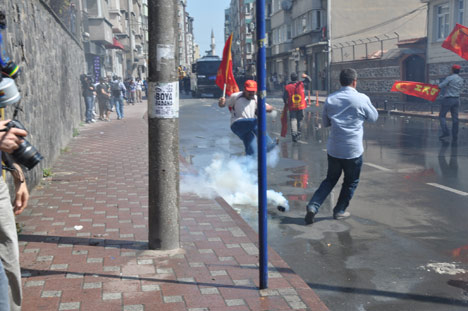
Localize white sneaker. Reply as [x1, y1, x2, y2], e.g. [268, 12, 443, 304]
[91, 119, 96, 123]
[333, 211, 350, 220]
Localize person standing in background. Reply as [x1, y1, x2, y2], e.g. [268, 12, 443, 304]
[438, 64, 464, 142]
[81, 75, 96, 123]
[283, 72, 311, 142]
[110, 76, 126, 120]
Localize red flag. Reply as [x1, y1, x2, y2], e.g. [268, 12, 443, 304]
[390, 81, 440, 102]
[442, 23, 468, 60]
[280, 103, 288, 137]
[216, 34, 239, 96]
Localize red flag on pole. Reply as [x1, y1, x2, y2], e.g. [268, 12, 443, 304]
[442, 23, 468, 60]
[280, 104, 288, 137]
[216, 33, 239, 96]
[390, 81, 440, 102]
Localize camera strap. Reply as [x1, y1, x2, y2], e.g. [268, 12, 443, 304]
[1, 165, 14, 171]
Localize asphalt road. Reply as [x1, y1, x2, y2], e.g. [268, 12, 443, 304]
[179, 94, 468, 311]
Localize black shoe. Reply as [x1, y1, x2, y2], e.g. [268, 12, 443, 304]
[439, 134, 449, 140]
[305, 211, 315, 225]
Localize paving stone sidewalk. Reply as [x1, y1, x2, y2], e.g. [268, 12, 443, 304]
[16, 102, 328, 310]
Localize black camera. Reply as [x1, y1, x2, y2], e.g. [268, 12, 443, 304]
[6, 120, 43, 170]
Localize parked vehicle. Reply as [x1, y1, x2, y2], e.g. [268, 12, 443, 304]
[191, 55, 222, 98]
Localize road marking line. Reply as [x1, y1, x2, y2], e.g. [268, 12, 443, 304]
[364, 163, 392, 172]
[426, 183, 468, 196]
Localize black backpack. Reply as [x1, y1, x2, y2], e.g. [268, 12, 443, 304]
[110, 81, 121, 97]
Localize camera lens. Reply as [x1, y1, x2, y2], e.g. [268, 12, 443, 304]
[12, 140, 44, 170]
[3, 62, 20, 79]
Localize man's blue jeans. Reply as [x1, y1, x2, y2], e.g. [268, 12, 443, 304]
[84, 96, 94, 122]
[439, 97, 459, 139]
[230, 118, 276, 156]
[307, 154, 363, 215]
[113, 96, 124, 119]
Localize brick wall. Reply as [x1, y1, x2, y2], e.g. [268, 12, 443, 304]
[331, 59, 402, 105]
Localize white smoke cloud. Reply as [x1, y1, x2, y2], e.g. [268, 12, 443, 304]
[181, 148, 289, 211]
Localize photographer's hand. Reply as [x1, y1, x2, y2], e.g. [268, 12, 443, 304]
[0, 120, 27, 153]
[11, 163, 28, 215]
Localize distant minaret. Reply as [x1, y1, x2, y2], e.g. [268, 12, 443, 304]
[210, 29, 216, 56]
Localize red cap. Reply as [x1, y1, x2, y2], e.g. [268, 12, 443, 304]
[244, 80, 257, 92]
[452, 64, 461, 70]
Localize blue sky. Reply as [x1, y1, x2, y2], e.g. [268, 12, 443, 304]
[186, 0, 231, 58]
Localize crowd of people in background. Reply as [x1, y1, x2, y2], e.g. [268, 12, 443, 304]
[80, 74, 147, 123]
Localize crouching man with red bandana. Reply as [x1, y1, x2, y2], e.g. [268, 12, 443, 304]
[218, 80, 278, 156]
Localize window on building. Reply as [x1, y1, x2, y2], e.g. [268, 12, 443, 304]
[87, 0, 100, 16]
[246, 43, 252, 54]
[272, 0, 281, 14]
[267, 3, 272, 16]
[293, 18, 299, 37]
[435, 3, 450, 41]
[458, 0, 464, 24]
[245, 3, 253, 15]
[301, 14, 309, 33]
[279, 25, 285, 43]
[313, 10, 323, 30]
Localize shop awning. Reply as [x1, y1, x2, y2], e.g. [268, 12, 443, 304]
[106, 37, 124, 50]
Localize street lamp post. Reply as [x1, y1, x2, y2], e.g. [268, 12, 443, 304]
[256, 0, 268, 290]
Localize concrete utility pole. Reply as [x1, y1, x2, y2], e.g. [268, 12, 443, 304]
[147, 0, 180, 250]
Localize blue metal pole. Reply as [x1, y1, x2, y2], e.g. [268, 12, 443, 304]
[256, 0, 268, 290]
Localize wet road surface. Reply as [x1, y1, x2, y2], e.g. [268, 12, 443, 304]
[179, 95, 468, 311]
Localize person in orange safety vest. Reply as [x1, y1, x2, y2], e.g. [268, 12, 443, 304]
[283, 72, 311, 142]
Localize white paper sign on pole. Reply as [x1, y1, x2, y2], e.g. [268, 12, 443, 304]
[148, 81, 179, 119]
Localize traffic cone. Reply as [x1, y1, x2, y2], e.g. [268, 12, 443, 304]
[315, 91, 319, 107]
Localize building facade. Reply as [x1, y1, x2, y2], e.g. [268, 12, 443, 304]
[226, 0, 427, 92]
[423, 0, 467, 94]
[45, 0, 149, 80]
[268, 0, 327, 90]
[227, 0, 256, 77]
[176, 0, 195, 73]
